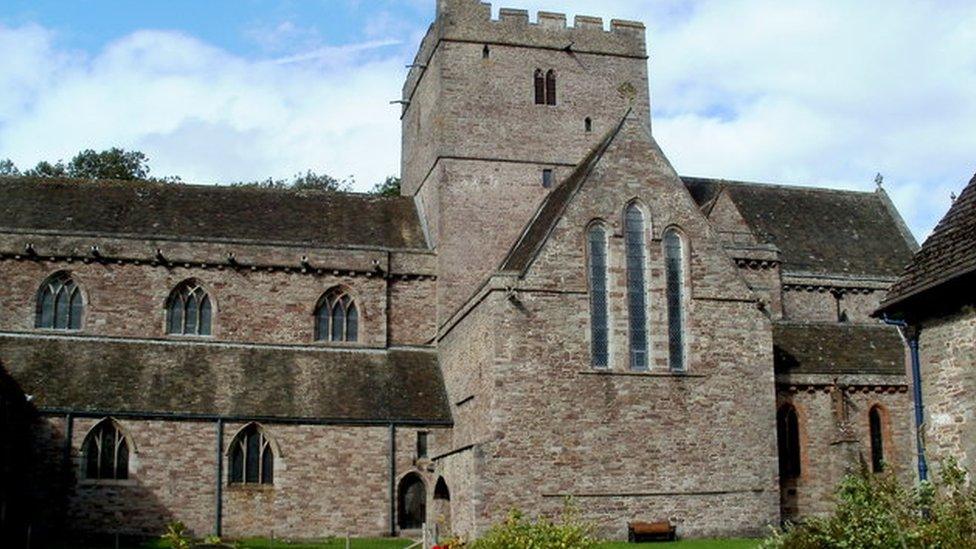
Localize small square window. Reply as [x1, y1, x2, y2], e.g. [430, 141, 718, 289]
[542, 169, 553, 189]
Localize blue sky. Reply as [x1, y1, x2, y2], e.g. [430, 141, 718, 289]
[1, 0, 974, 240]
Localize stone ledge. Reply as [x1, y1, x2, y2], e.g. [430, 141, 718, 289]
[578, 370, 707, 378]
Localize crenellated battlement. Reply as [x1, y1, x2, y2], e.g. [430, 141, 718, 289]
[404, 0, 646, 101]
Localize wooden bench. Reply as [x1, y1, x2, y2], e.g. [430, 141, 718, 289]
[627, 520, 676, 542]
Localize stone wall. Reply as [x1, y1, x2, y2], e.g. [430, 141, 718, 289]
[776, 382, 914, 519]
[920, 306, 976, 471]
[0, 250, 436, 348]
[29, 416, 456, 540]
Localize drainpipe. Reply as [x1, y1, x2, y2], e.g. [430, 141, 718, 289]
[215, 418, 224, 537]
[884, 315, 928, 482]
[389, 424, 397, 537]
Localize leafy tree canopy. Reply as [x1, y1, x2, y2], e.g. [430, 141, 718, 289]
[371, 175, 401, 197]
[1, 149, 397, 195]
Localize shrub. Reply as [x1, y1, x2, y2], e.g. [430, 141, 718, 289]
[161, 521, 192, 549]
[470, 500, 595, 549]
[763, 458, 976, 548]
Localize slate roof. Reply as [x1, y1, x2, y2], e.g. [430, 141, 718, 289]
[879, 173, 976, 312]
[773, 323, 905, 376]
[682, 177, 916, 277]
[0, 177, 428, 250]
[500, 110, 630, 274]
[0, 336, 451, 424]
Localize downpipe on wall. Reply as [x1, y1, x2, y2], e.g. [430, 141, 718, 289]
[883, 314, 928, 482]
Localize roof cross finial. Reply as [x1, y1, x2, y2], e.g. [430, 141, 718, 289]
[874, 172, 884, 189]
[950, 191, 957, 202]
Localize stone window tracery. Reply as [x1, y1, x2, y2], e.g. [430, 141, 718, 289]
[166, 279, 212, 336]
[315, 287, 359, 343]
[228, 423, 274, 485]
[35, 271, 83, 330]
[83, 418, 130, 480]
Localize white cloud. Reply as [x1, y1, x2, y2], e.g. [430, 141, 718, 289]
[2, 0, 975, 239]
[0, 24, 406, 189]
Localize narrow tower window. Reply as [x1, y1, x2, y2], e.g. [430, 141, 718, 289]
[542, 169, 553, 188]
[545, 69, 557, 105]
[587, 225, 609, 368]
[869, 406, 885, 473]
[664, 229, 687, 371]
[534, 69, 545, 105]
[35, 271, 83, 330]
[585, 117, 592, 132]
[625, 205, 648, 370]
[777, 405, 801, 479]
[482, 44, 490, 59]
[417, 432, 429, 459]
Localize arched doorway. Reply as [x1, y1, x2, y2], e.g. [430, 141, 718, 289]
[433, 476, 452, 535]
[397, 472, 426, 530]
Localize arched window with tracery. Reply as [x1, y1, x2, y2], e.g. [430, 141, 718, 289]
[166, 280, 212, 336]
[228, 423, 274, 485]
[587, 224, 609, 368]
[83, 418, 130, 480]
[869, 405, 886, 473]
[315, 287, 359, 343]
[625, 204, 649, 370]
[664, 228, 687, 371]
[35, 271, 83, 330]
[777, 404, 801, 480]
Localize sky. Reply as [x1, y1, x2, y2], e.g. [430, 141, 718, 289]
[0, 0, 974, 240]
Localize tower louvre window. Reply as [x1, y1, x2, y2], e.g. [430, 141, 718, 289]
[625, 205, 649, 370]
[587, 225, 609, 368]
[534, 69, 545, 104]
[664, 229, 687, 371]
[545, 70, 556, 105]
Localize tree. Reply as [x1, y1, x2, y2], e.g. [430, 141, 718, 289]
[0, 159, 19, 176]
[232, 170, 353, 192]
[24, 160, 68, 178]
[371, 175, 401, 197]
[67, 148, 150, 180]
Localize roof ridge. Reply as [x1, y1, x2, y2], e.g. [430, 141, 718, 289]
[0, 175, 408, 200]
[680, 175, 880, 197]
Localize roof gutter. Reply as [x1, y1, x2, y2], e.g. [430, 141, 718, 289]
[882, 314, 928, 482]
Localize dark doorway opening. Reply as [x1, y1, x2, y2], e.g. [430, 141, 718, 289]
[397, 472, 426, 530]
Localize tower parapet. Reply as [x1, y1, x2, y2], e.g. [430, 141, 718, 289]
[404, 0, 645, 103]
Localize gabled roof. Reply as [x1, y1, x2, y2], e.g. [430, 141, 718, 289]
[499, 110, 630, 274]
[773, 323, 905, 376]
[0, 335, 451, 424]
[683, 177, 916, 277]
[879, 173, 976, 313]
[0, 177, 429, 250]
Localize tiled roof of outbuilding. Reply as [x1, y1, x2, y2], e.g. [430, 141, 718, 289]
[879, 173, 976, 312]
[773, 322, 905, 376]
[0, 177, 429, 250]
[0, 335, 451, 425]
[682, 177, 917, 277]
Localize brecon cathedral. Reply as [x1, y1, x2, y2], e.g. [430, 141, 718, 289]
[0, 0, 921, 543]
